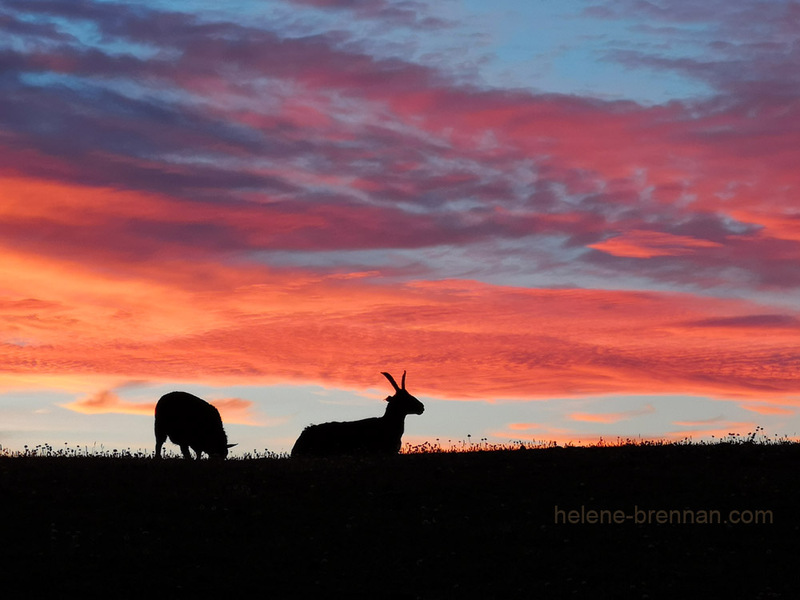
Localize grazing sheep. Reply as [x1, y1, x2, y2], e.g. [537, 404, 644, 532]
[291, 371, 425, 457]
[154, 391, 237, 459]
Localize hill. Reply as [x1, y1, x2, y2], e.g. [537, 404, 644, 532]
[1, 442, 798, 598]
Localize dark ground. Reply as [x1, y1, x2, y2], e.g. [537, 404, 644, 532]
[1, 443, 799, 598]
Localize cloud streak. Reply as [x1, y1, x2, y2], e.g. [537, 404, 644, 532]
[569, 404, 656, 424]
[61, 390, 154, 417]
[62, 389, 264, 425]
[3, 236, 800, 403]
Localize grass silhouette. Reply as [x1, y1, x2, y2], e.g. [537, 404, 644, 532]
[1, 432, 798, 597]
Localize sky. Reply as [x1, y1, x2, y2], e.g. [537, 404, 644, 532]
[1, 0, 799, 455]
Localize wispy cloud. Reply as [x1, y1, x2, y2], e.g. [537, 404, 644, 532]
[4, 234, 800, 402]
[570, 404, 656, 424]
[61, 389, 266, 425]
[62, 391, 154, 417]
[740, 403, 795, 416]
[589, 231, 724, 258]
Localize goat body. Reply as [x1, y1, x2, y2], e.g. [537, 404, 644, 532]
[154, 391, 236, 459]
[292, 416, 405, 456]
[291, 371, 424, 458]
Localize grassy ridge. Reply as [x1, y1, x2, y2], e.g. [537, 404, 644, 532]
[1, 442, 799, 598]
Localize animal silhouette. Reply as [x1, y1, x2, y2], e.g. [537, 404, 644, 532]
[154, 391, 236, 459]
[291, 371, 425, 457]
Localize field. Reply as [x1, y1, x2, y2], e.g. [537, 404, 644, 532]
[1, 440, 799, 598]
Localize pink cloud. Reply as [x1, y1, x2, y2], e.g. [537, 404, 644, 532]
[588, 230, 724, 258]
[2, 2, 798, 298]
[3, 238, 800, 403]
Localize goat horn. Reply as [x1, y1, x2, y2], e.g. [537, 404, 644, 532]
[401, 370, 406, 390]
[381, 371, 401, 392]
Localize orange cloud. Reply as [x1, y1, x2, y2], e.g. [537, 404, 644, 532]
[588, 231, 724, 258]
[209, 397, 282, 426]
[62, 391, 154, 416]
[3, 251, 800, 403]
[569, 404, 656, 424]
[3, 178, 800, 405]
[62, 390, 265, 426]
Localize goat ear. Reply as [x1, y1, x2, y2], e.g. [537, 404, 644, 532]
[227, 443, 238, 448]
[381, 371, 401, 393]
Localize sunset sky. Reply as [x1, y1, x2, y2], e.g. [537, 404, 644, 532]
[2, 0, 799, 455]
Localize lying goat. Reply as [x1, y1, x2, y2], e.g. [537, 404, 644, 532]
[291, 371, 424, 457]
